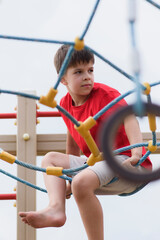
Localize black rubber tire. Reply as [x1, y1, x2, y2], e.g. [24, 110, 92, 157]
[101, 103, 160, 183]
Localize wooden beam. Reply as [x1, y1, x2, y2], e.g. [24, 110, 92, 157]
[0, 133, 66, 155]
[16, 92, 36, 240]
[37, 133, 66, 155]
[0, 132, 159, 154]
[0, 134, 16, 155]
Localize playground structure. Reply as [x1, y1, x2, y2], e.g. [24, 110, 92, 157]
[0, 0, 160, 239]
[0, 95, 160, 240]
[0, 0, 160, 182]
[0, 94, 66, 240]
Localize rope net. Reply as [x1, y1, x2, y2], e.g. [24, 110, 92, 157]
[0, 0, 160, 194]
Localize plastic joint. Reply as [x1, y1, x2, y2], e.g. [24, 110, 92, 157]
[74, 117, 100, 156]
[87, 152, 103, 166]
[148, 140, 157, 152]
[75, 116, 96, 134]
[147, 113, 156, 132]
[74, 37, 84, 51]
[46, 167, 63, 176]
[39, 88, 58, 108]
[143, 82, 151, 95]
[0, 151, 16, 164]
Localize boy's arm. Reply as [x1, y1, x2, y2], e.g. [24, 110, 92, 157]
[66, 130, 81, 156]
[123, 115, 143, 167]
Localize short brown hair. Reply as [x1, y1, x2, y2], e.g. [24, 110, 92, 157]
[54, 45, 95, 74]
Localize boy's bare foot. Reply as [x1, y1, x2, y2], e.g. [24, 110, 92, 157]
[19, 206, 66, 228]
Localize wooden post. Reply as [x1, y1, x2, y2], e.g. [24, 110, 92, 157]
[16, 92, 36, 240]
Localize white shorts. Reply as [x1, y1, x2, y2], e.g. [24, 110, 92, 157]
[69, 154, 145, 195]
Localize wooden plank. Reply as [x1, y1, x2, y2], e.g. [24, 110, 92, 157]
[0, 134, 66, 155]
[0, 132, 160, 155]
[16, 92, 36, 240]
[0, 135, 16, 154]
[37, 134, 66, 155]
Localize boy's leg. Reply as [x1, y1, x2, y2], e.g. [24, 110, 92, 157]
[72, 169, 104, 240]
[19, 152, 70, 228]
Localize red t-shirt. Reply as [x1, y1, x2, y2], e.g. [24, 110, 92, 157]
[60, 82, 152, 169]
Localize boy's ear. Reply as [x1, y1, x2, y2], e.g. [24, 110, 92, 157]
[61, 76, 68, 86]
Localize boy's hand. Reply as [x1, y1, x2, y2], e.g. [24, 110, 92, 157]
[66, 182, 72, 199]
[122, 155, 140, 171]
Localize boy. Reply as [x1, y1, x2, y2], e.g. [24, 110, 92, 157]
[19, 45, 152, 240]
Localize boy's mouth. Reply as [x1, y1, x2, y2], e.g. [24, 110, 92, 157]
[81, 84, 91, 87]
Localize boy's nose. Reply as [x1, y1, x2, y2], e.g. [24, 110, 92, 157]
[83, 72, 90, 80]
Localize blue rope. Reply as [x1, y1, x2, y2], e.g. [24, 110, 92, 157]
[129, 20, 136, 47]
[0, 168, 47, 193]
[129, 11, 143, 116]
[133, 72, 144, 116]
[57, 105, 80, 127]
[0, 34, 74, 46]
[0, 89, 79, 127]
[15, 159, 46, 173]
[145, 0, 160, 9]
[114, 142, 160, 165]
[152, 131, 157, 146]
[150, 81, 160, 87]
[15, 159, 72, 181]
[147, 94, 152, 104]
[114, 143, 148, 155]
[54, 46, 74, 89]
[63, 163, 88, 175]
[87, 46, 135, 84]
[136, 150, 151, 165]
[80, 0, 101, 40]
[93, 89, 135, 121]
[54, 0, 101, 89]
[108, 140, 160, 190]
[0, 89, 40, 100]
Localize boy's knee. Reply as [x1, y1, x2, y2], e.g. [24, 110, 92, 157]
[41, 152, 59, 167]
[72, 170, 100, 200]
[72, 175, 90, 199]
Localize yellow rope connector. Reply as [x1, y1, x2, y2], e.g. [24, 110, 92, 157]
[76, 117, 97, 133]
[75, 117, 100, 156]
[87, 152, 103, 166]
[147, 113, 156, 132]
[74, 37, 84, 51]
[0, 151, 16, 164]
[39, 88, 58, 108]
[46, 166, 63, 176]
[143, 82, 151, 95]
[148, 140, 157, 152]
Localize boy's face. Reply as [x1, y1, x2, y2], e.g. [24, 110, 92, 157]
[61, 61, 94, 106]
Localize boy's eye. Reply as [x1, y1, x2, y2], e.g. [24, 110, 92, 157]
[75, 70, 81, 74]
[74, 68, 93, 74]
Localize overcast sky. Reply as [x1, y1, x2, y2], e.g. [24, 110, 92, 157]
[0, 0, 160, 240]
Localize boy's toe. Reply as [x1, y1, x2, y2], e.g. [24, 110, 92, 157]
[19, 212, 27, 217]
